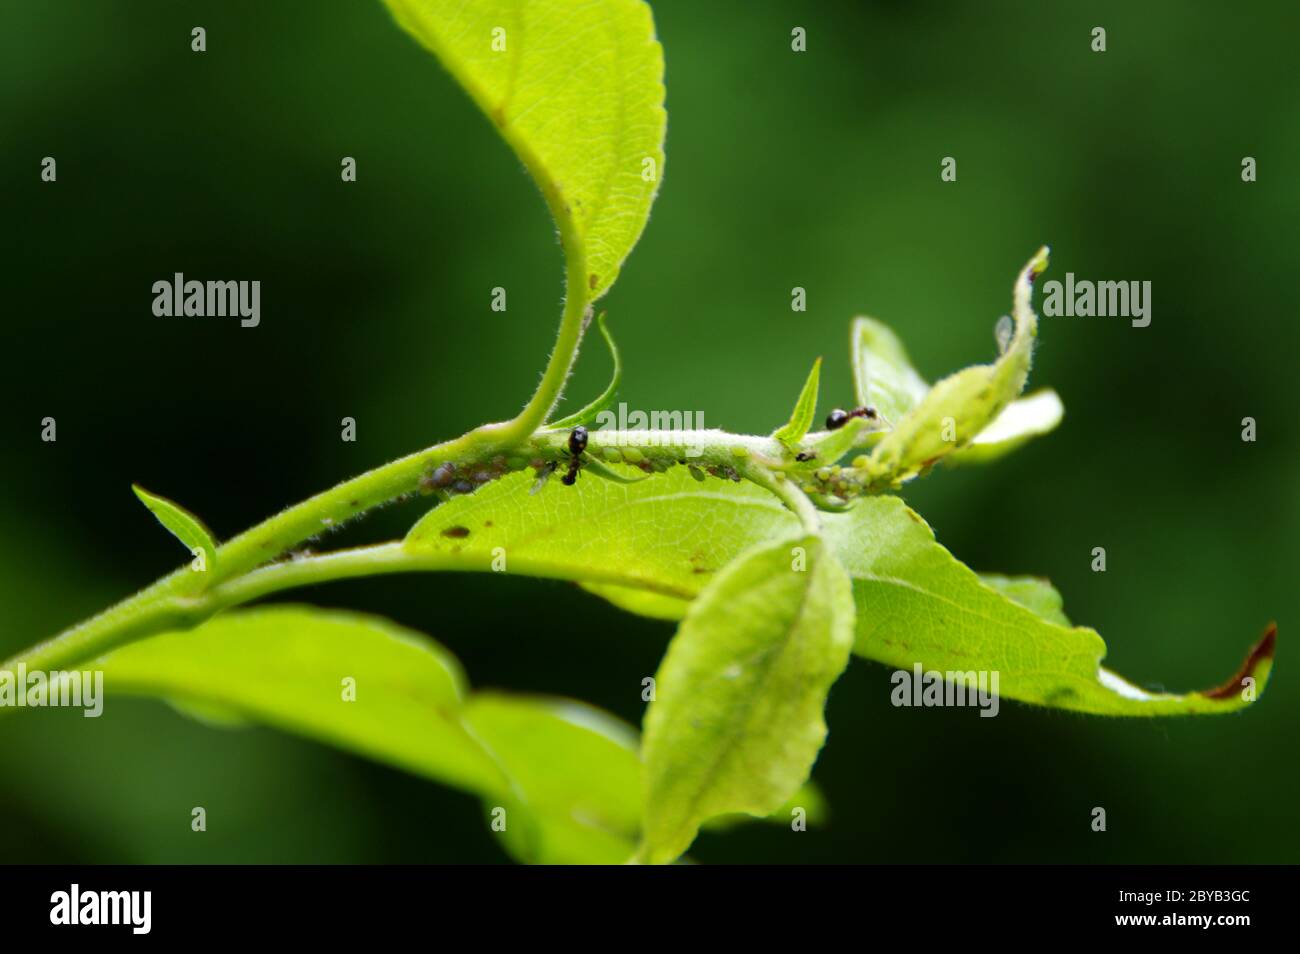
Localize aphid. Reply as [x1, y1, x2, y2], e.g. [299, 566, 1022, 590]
[795, 451, 816, 462]
[561, 425, 588, 486]
[530, 461, 557, 495]
[825, 406, 879, 430]
[425, 462, 456, 488]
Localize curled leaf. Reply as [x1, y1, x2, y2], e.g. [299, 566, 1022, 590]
[865, 247, 1052, 485]
[548, 313, 622, 430]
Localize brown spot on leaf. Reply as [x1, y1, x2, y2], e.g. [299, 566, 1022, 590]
[440, 526, 471, 539]
[588, 273, 599, 290]
[1202, 623, 1277, 700]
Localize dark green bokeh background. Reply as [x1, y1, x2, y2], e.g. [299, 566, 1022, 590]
[2, 0, 1295, 863]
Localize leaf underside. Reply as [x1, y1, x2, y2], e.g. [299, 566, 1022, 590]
[639, 535, 854, 864]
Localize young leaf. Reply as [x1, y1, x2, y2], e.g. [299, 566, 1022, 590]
[638, 535, 855, 864]
[547, 313, 622, 430]
[383, 0, 666, 303]
[772, 357, 822, 450]
[851, 317, 929, 426]
[946, 388, 1064, 466]
[131, 484, 218, 572]
[865, 248, 1052, 485]
[804, 414, 871, 465]
[851, 316, 1063, 465]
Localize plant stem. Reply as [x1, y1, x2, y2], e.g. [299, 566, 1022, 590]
[3, 425, 506, 674]
[744, 464, 822, 534]
[2, 423, 857, 679]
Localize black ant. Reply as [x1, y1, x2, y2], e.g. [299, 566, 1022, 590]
[561, 425, 588, 485]
[825, 406, 879, 430]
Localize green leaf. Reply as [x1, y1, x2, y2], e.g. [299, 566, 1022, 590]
[548, 312, 622, 430]
[638, 535, 855, 864]
[96, 605, 659, 864]
[131, 484, 218, 573]
[827, 497, 1277, 716]
[946, 388, 1064, 466]
[850, 315, 1062, 468]
[383, 0, 666, 304]
[851, 316, 929, 426]
[406, 468, 796, 603]
[464, 693, 641, 864]
[99, 605, 507, 794]
[580, 582, 692, 621]
[978, 573, 1072, 627]
[410, 466, 1274, 718]
[703, 780, 829, 833]
[865, 248, 1052, 485]
[805, 415, 871, 465]
[772, 357, 822, 450]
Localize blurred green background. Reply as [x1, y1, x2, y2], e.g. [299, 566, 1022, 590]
[2, 0, 1295, 863]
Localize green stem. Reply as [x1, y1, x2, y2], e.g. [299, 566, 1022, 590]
[4, 425, 504, 674]
[3, 423, 853, 679]
[744, 464, 821, 534]
[483, 245, 592, 446]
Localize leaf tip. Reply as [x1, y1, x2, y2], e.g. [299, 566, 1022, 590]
[1029, 245, 1050, 280]
[1201, 622, 1277, 701]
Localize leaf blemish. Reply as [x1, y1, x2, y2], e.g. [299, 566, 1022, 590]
[440, 526, 471, 539]
[1202, 623, 1278, 700]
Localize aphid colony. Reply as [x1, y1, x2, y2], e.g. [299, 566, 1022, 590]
[419, 454, 527, 496]
[420, 406, 883, 505]
[419, 425, 754, 501]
